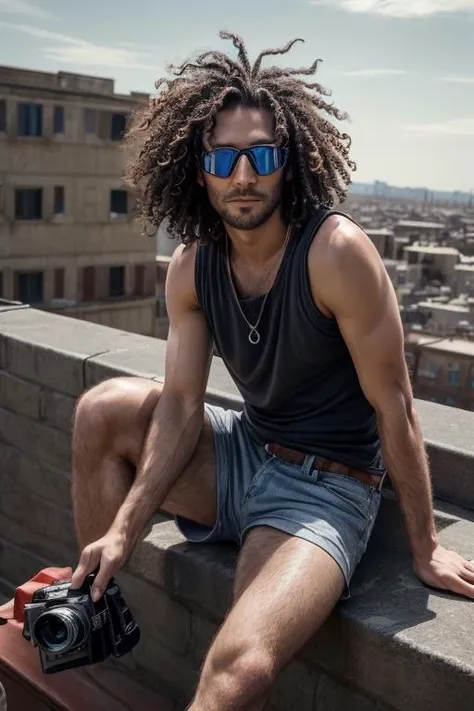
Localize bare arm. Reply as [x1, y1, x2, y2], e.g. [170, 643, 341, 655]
[71, 244, 212, 597]
[312, 216, 474, 597]
[113, 243, 213, 546]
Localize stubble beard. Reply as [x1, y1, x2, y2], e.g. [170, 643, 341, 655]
[208, 183, 284, 231]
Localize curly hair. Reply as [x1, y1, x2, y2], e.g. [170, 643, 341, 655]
[125, 31, 356, 244]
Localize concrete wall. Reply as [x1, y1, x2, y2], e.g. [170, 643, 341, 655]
[1, 304, 474, 710]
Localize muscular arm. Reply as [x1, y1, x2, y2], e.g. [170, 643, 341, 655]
[312, 217, 474, 597]
[112, 243, 212, 547]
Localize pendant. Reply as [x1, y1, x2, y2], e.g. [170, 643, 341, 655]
[248, 328, 260, 345]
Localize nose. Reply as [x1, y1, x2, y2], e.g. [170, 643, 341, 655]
[232, 154, 257, 188]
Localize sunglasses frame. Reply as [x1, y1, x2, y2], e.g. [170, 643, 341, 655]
[199, 144, 290, 178]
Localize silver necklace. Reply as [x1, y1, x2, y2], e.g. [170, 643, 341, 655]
[226, 225, 291, 345]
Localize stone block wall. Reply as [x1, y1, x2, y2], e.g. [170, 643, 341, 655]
[1, 304, 474, 710]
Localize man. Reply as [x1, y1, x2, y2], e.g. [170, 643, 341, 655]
[70, 31, 474, 711]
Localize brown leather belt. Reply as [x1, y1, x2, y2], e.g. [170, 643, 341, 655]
[266, 443, 385, 491]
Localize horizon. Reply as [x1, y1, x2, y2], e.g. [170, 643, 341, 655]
[1, 0, 473, 193]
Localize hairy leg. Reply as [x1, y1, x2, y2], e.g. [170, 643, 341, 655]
[188, 526, 345, 711]
[71, 377, 216, 550]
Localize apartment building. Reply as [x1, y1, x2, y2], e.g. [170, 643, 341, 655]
[0, 66, 157, 336]
[405, 334, 474, 411]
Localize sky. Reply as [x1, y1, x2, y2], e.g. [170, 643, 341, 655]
[0, 0, 473, 192]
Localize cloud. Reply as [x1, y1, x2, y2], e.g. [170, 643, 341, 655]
[437, 75, 474, 83]
[309, 0, 474, 18]
[404, 118, 474, 136]
[0, 23, 159, 70]
[0, 0, 56, 20]
[338, 68, 407, 77]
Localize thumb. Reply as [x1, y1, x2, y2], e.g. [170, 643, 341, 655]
[70, 545, 101, 590]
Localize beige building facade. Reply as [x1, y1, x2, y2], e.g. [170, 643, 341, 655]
[0, 65, 157, 336]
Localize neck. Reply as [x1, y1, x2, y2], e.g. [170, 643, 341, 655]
[224, 209, 288, 265]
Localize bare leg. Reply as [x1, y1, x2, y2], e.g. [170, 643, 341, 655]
[188, 527, 345, 711]
[71, 377, 216, 550]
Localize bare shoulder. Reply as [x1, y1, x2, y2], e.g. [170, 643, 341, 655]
[308, 213, 388, 316]
[309, 213, 380, 269]
[166, 242, 200, 313]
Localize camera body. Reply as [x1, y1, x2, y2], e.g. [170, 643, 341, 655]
[22, 573, 140, 674]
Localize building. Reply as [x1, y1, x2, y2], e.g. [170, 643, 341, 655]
[0, 65, 157, 336]
[403, 244, 460, 288]
[406, 334, 474, 410]
[156, 255, 171, 339]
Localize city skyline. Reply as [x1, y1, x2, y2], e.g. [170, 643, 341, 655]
[1, 0, 473, 192]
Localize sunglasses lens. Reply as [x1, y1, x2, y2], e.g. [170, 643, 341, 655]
[202, 149, 237, 177]
[201, 146, 288, 177]
[251, 146, 288, 175]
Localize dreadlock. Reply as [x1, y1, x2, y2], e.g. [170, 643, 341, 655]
[125, 31, 356, 244]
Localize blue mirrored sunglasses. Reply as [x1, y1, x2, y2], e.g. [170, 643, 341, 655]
[200, 145, 289, 178]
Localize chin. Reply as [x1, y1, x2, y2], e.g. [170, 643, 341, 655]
[221, 204, 276, 231]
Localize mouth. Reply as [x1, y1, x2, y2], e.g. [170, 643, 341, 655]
[228, 198, 261, 203]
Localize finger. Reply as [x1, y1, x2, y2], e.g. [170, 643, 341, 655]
[448, 575, 474, 599]
[461, 566, 474, 584]
[70, 546, 100, 590]
[464, 560, 474, 574]
[91, 554, 116, 602]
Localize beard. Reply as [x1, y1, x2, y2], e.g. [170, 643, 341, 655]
[205, 178, 284, 231]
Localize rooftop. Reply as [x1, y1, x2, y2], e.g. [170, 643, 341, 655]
[407, 334, 474, 356]
[1, 303, 474, 709]
[418, 301, 470, 314]
[397, 220, 445, 230]
[0, 64, 149, 102]
[405, 244, 460, 256]
[366, 228, 394, 236]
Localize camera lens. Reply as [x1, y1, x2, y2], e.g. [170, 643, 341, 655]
[33, 608, 89, 653]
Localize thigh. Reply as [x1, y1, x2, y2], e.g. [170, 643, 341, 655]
[94, 376, 217, 527]
[229, 526, 345, 665]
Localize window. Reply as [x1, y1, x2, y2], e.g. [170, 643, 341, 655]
[17, 102, 43, 136]
[0, 100, 5, 132]
[111, 112, 127, 141]
[53, 106, 65, 134]
[448, 370, 460, 386]
[447, 362, 460, 386]
[134, 264, 145, 296]
[109, 266, 125, 297]
[84, 108, 97, 134]
[426, 361, 438, 379]
[15, 271, 44, 304]
[54, 268, 65, 299]
[82, 266, 96, 301]
[15, 188, 42, 220]
[54, 186, 65, 214]
[156, 293, 167, 319]
[110, 189, 128, 215]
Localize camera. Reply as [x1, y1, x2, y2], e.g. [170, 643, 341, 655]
[22, 572, 140, 674]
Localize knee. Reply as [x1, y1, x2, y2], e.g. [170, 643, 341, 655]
[202, 647, 276, 704]
[73, 378, 129, 438]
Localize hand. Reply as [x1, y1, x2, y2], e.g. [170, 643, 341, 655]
[70, 529, 129, 602]
[413, 545, 474, 598]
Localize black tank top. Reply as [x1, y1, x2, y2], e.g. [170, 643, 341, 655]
[195, 209, 384, 473]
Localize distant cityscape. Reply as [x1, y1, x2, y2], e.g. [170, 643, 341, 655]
[350, 181, 474, 207]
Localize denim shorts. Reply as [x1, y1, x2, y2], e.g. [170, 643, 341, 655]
[176, 405, 382, 599]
